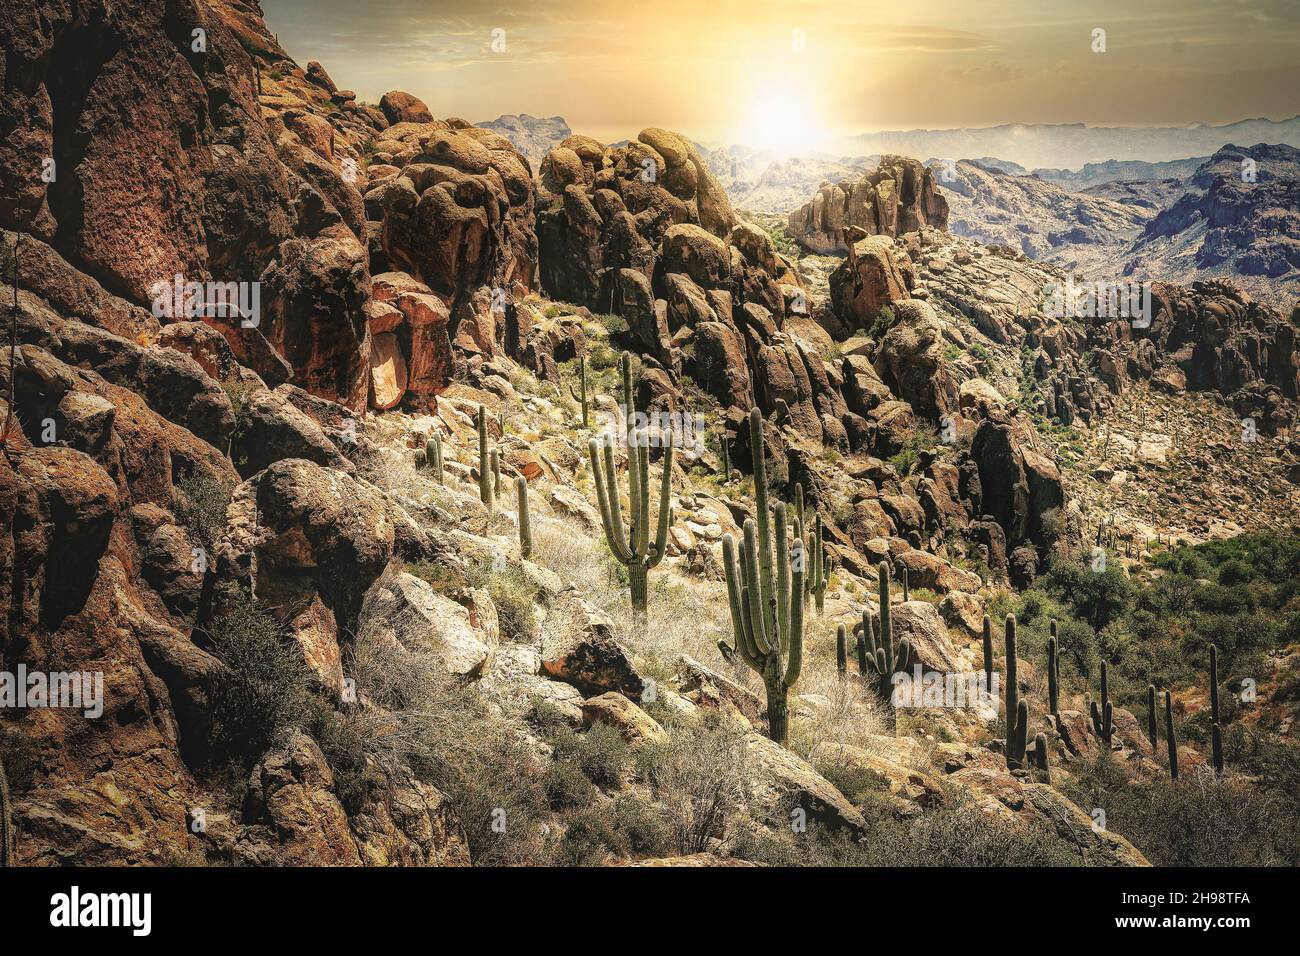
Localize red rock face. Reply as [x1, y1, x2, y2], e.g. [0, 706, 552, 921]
[0, 0, 371, 411]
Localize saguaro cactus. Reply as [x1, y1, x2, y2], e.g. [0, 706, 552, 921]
[982, 614, 994, 698]
[1146, 684, 1159, 751]
[0, 753, 12, 867]
[720, 434, 731, 481]
[491, 448, 502, 499]
[1046, 622, 1060, 716]
[836, 623, 847, 676]
[589, 430, 674, 616]
[720, 407, 804, 746]
[858, 563, 914, 709]
[1090, 661, 1114, 748]
[1005, 614, 1029, 769]
[1209, 644, 1225, 777]
[516, 476, 532, 559]
[1033, 732, 1052, 784]
[477, 405, 494, 512]
[804, 515, 828, 615]
[1164, 690, 1179, 780]
[900, 564, 910, 602]
[569, 354, 591, 429]
[425, 434, 444, 484]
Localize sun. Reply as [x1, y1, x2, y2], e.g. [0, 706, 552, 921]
[742, 85, 822, 155]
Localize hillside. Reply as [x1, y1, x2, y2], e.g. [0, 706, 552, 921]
[0, 0, 1298, 872]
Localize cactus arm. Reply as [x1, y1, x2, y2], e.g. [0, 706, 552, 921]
[740, 519, 773, 656]
[722, 535, 753, 661]
[590, 438, 634, 564]
[749, 408, 775, 620]
[774, 503, 791, 652]
[625, 430, 643, 555]
[784, 542, 804, 688]
[647, 441, 674, 568]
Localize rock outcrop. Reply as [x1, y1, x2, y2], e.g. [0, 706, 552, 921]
[787, 156, 948, 254]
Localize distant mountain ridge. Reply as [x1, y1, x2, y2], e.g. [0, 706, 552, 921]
[475, 114, 571, 169]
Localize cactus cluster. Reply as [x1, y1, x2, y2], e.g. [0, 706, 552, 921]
[855, 562, 913, 709]
[568, 354, 591, 429]
[425, 434, 444, 484]
[516, 476, 532, 559]
[720, 408, 804, 746]
[1089, 661, 1115, 748]
[1005, 615, 1030, 770]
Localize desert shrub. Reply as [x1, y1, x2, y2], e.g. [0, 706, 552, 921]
[1040, 556, 1134, 631]
[1064, 753, 1298, 865]
[203, 597, 308, 766]
[637, 713, 751, 854]
[558, 795, 672, 865]
[176, 472, 232, 551]
[545, 759, 597, 810]
[729, 795, 1079, 867]
[549, 723, 630, 790]
[466, 558, 539, 642]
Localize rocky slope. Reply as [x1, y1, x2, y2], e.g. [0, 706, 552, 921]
[1121, 144, 1300, 310]
[0, 0, 1296, 868]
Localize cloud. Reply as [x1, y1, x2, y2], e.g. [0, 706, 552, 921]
[945, 61, 1026, 85]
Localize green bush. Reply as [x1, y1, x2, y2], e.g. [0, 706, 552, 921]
[203, 597, 307, 766]
[466, 559, 539, 642]
[176, 472, 232, 551]
[545, 759, 597, 810]
[548, 723, 630, 790]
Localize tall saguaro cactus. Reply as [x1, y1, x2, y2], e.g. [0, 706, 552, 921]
[477, 405, 494, 512]
[720, 407, 804, 746]
[516, 476, 532, 559]
[1209, 644, 1225, 777]
[588, 430, 674, 616]
[569, 354, 591, 429]
[1046, 621, 1060, 716]
[1005, 614, 1029, 769]
[0, 753, 12, 867]
[1146, 684, 1159, 751]
[835, 623, 847, 676]
[1164, 690, 1180, 780]
[981, 614, 994, 699]
[1090, 661, 1114, 748]
[1033, 732, 1052, 784]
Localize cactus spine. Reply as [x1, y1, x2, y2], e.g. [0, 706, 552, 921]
[477, 405, 494, 512]
[568, 354, 591, 429]
[1164, 690, 1179, 780]
[836, 623, 847, 677]
[0, 753, 12, 867]
[1005, 614, 1029, 769]
[588, 426, 674, 617]
[425, 434, 444, 484]
[516, 476, 532, 559]
[720, 408, 804, 746]
[1046, 621, 1059, 716]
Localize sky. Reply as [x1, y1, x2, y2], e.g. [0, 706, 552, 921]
[262, 0, 1300, 152]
